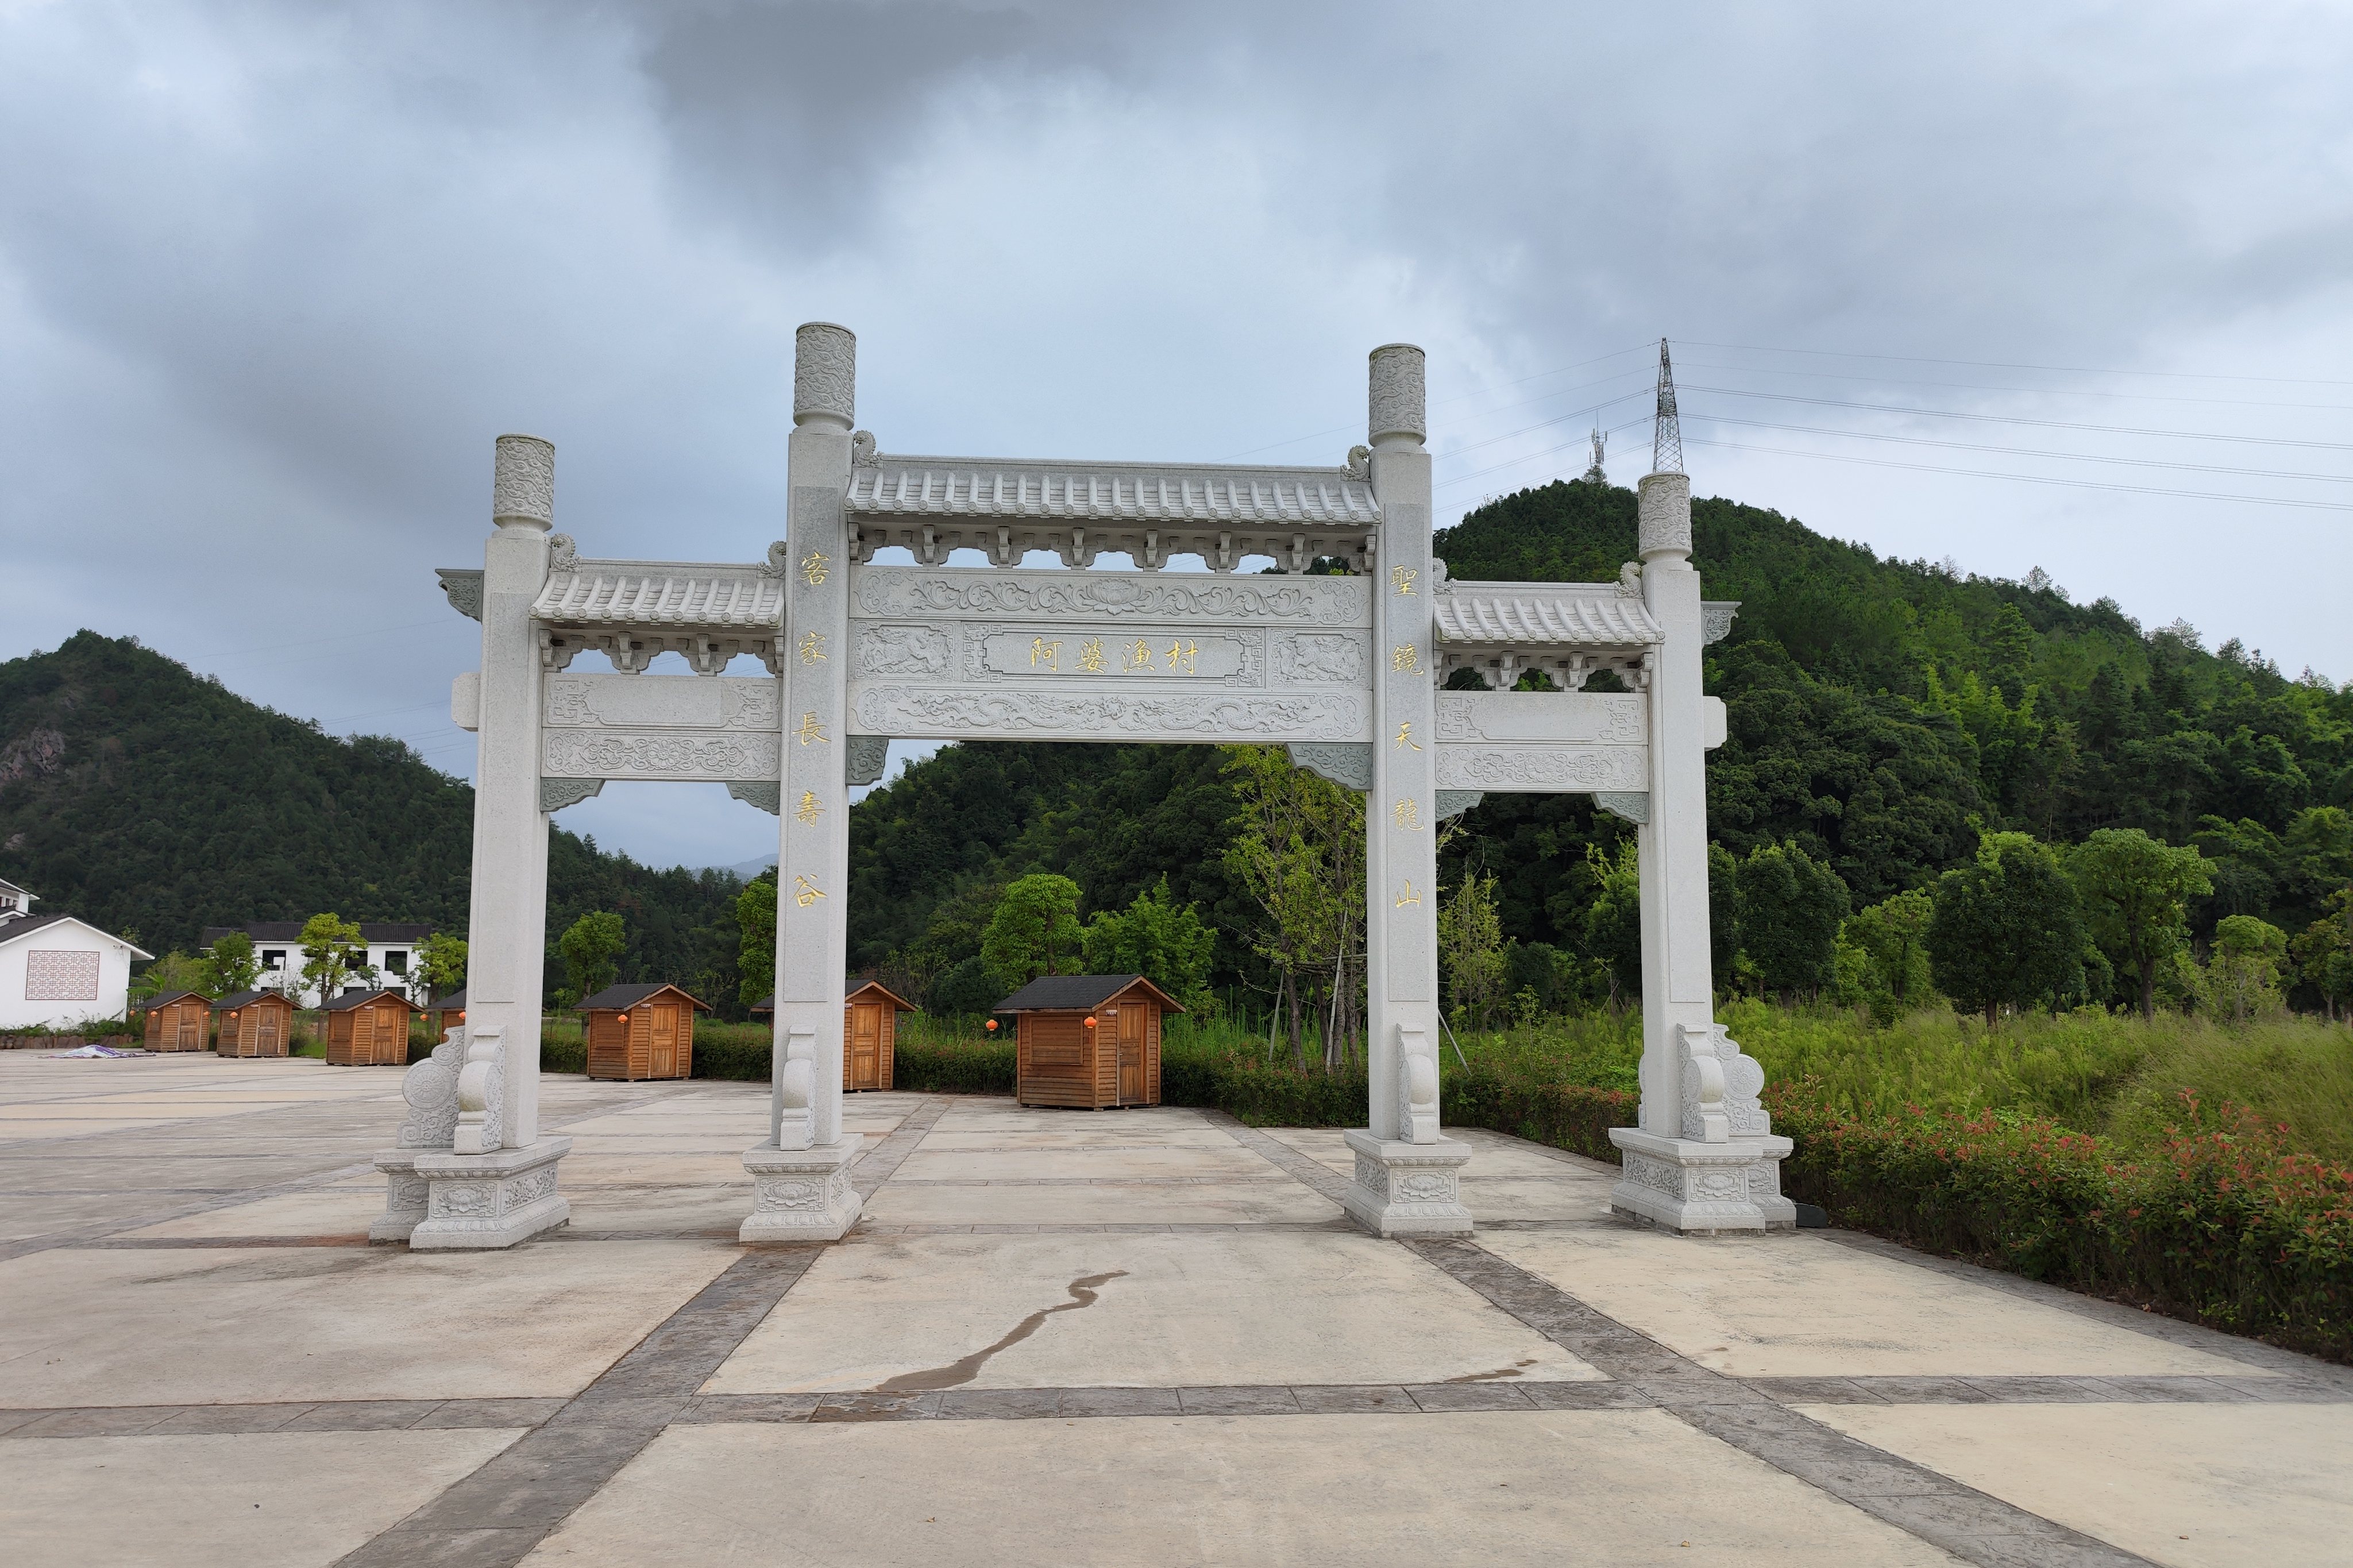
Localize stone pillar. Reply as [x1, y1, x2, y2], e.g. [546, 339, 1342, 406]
[1607, 473, 1792, 1231]
[408, 435, 571, 1250]
[741, 323, 863, 1242]
[1342, 343, 1473, 1238]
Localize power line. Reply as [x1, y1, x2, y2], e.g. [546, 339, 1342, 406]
[1696, 415, 2353, 485]
[1676, 338, 2353, 389]
[183, 617, 458, 665]
[1434, 415, 1655, 492]
[1216, 343, 1655, 461]
[1683, 384, 2353, 451]
[1679, 358, 2353, 413]
[1685, 435, 2353, 512]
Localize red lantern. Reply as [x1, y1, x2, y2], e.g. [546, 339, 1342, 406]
[984, 1018, 998, 1033]
[1084, 1015, 1098, 1029]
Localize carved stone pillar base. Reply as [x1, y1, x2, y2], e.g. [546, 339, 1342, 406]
[1340, 1129, 1474, 1238]
[369, 1150, 430, 1243]
[408, 1138, 573, 1251]
[1607, 1127, 1795, 1234]
[740, 1138, 863, 1243]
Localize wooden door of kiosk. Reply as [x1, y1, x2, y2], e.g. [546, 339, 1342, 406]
[847, 1001, 882, 1090]
[1116, 1003, 1146, 1104]
[649, 1003, 678, 1078]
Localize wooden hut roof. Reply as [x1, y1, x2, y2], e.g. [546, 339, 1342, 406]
[213, 990, 294, 1011]
[321, 988, 415, 1013]
[144, 990, 211, 1008]
[576, 982, 711, 1013]
[846, 980, 919, 1011]
[427, 988, 466, 1011]
[993, 974, 1184, 1013]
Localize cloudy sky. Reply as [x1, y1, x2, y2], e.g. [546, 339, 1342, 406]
[5, 1, 2349, 873]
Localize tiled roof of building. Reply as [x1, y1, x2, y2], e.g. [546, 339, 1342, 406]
[321, 988, 414, 1012]
[1433, 585, 1662, 646]
[202, 922, 434, 945]
[533, 563, 785, 627]
[847, 458, 1379, 526]
[992, 974, 1182, 1013]
[213, 990, 292, 1010]
[576, 982, 711, 1012]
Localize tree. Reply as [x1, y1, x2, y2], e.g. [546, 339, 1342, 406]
[735, 874, 776, 1012]
[1927, 837, 2085, 1026]
[981, 874, 1083, 994]
[2289, 889, 2353, 1022]
[197, 931, 261, 997]
[2207, 914, 2288, 1025]
[1438, 870, 1507, 1029]
[1581, 841, 1643, 1007]
[1222, 745, 1363, 1068]
[296, 913, 371, 1005]
[2069, 828, 2212, 1018]
[558, 910, 626, 1007]
[131, 951, 209, 1005]
[414, 932, 468, 1005]
[1734, 841, 1851, 1001]
[1081, 875, 1217, 1013]
[1833, 889, 1936, 1025]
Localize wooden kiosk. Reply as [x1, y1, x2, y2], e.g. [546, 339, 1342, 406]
[577, 983, 707, 1081]
[751, 982, 917, 1091]
[213, 990, 297, 1058]
[143, 990, 213, 1052]
[423, 988, 466, 1045]
[322, 988, 419, 1067]
[996, 975, 1179, 1110]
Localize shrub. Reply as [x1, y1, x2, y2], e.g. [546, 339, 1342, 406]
[1772, 1084, 2353, 1362]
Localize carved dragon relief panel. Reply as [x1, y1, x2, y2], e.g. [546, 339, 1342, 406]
[854, 567, 1369, 626]
[850, 685, 1368, 743]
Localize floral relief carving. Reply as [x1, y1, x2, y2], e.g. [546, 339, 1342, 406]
[1434, 747, 1647, 791]
[1397, 1172, 1456, 1204]
[542, 731, 778, 781]
[1352, 1155, 1391, 1198]
[434, 1183, 495, 1218]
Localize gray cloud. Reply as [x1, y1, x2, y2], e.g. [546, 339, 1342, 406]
[2, 0, 2347, 870]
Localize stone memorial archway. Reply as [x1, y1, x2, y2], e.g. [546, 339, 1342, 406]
[375, 326, 1792, 1250]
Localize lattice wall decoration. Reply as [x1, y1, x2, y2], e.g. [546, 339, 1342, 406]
[24, 950, 101, 1001]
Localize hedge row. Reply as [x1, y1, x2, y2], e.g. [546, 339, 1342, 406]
[535, 1031, 2352, 1361]
[1769, 1085, 2353, 1364]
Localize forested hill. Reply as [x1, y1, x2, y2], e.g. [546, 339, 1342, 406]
[843, 478, 2350, 991]
[0, 632, 744, 995]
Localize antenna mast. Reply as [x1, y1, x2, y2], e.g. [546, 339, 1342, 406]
[1651, 337, 1683, 474]
[1582, 426, 1607, 485]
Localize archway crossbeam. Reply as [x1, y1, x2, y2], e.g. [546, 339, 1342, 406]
[380, 326, 1792, 1251]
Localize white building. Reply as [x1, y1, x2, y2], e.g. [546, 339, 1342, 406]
[0, 885, 153, 1031]
[199, 921, 437, 1007]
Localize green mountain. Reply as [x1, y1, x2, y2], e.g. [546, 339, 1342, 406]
[0, 632, 746, 1004]
[11, 481, 2343, 1015]
[843, 479, 2350, 991]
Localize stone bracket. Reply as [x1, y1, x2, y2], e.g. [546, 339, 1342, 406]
[846, 734, 890, 786]
[729, 782, 781, 815]
[1594, 790, 1649, 825]
[541, 778, 604, 812]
